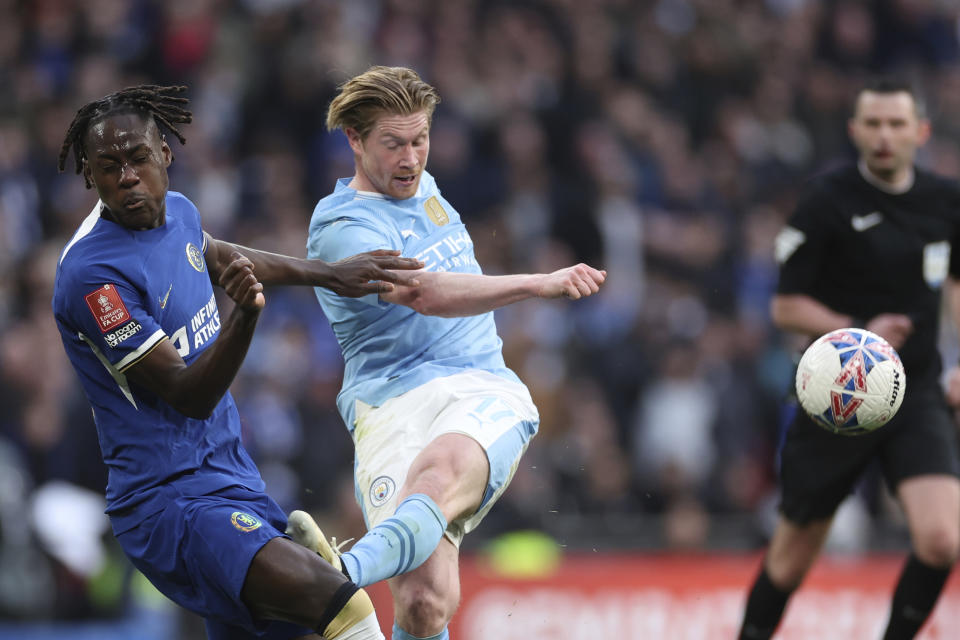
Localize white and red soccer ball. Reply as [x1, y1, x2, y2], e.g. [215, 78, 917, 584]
[795, 328, 906, 435]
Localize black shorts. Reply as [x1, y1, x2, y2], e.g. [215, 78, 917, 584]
[779, 375, 960, 525]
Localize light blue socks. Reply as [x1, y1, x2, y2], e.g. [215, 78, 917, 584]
[341, 493, 447, 588]
[392, 623, 449, 640]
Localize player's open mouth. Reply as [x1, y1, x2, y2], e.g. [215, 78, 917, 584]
[395, 176, 416, 186]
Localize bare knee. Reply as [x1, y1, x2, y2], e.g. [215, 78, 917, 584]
[765, 518, 832, 591]
[913, 525, 960, 568]
[405, 464, 454, 505]
[402, 434, 489, 523]
[766, 550, 814, 591]
[394, 583, 458, 637]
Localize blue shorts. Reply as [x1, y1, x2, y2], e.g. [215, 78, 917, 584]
[115, 484, 314, 640]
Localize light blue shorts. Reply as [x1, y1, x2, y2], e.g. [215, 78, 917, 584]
[353, 370, 540, 546]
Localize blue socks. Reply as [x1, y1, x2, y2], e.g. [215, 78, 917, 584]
[341, 493, 447, 588]
[392, 623, 449, 640]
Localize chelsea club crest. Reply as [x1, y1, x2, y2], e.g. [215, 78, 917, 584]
[230, 511, 262, 532]
[186, 242, 205, 272]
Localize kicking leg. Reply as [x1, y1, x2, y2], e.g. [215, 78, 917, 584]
[341, 433, 488, 587]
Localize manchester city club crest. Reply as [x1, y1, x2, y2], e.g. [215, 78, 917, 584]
[369, 476, 396, 507]
[230, 511, 262, 532]
[186, 242, 205, 272]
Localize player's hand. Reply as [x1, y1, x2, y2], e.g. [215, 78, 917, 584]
[326, 250, 424, 297]
[864, 313, 913, 350]
[537, 264, 607, 300]
[219, 251, 265, 311]
[946, 367, 960, 409]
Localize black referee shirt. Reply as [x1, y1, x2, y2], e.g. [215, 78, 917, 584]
[775, 164, 960, 380]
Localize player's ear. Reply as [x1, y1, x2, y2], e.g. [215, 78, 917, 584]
[345, 128, 364, 155]
[917, 118, 932, 146]
[160, 135, 173, 168]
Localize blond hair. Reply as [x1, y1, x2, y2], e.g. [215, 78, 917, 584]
[326, 66, 440, 138]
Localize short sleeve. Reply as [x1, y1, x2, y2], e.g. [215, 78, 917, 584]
[308, 220, 397, 262]
[61, 266, 167, 372]
[307, 219, 398, 307]
[775, 184, 840, 295]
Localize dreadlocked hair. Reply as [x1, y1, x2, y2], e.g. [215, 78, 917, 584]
[58, 85, 192, 188]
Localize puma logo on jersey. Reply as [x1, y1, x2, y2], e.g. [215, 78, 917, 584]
[851, 211, 883, 232]
[401, 229, 422, 240]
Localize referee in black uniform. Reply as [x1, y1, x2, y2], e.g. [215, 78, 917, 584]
[738, 79, 960, 640]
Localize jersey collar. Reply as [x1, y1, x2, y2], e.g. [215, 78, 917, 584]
[858, 159, 914, 195]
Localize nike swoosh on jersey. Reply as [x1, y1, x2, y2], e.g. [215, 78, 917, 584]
[159, 284, 173, 309]
[850, 212, 883, 231]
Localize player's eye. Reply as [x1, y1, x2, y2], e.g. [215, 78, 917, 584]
[133, 154, 149, 163]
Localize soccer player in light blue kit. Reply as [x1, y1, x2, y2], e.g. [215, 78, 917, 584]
[52, 85, 426, 640]
[299, 67, 607, 639]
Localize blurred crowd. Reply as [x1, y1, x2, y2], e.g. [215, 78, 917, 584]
[3, 0, 960, 624]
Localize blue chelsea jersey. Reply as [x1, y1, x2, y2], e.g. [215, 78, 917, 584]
[52, 192, 263, 533]
[307, 171, 521, 430]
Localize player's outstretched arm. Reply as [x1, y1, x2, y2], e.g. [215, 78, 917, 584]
[124, 252, 264, 418]
[770, 294, 856, 337]
[380, 263, 607, 317]
[324, 250, 424, 296]
[203, 233, 422, 297]
[771, 293, 913, 349]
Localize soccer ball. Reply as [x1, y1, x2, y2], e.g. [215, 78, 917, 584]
[795, 328, 906, 435]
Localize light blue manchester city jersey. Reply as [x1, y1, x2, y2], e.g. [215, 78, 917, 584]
[307, 171, 521, 430]
[53, 192, 263, 534]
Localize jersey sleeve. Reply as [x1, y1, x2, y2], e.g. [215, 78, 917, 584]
[308, 219, 398, 261]
[307, 218, 399, 307]
[775, 183, 841, 295]
[62, 264, 167, 372]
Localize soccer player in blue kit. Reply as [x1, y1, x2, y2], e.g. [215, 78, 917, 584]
[296, 66, 607, 640]
[52, 85, 426, 640]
